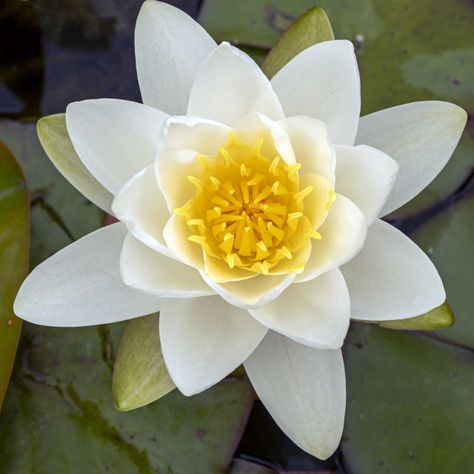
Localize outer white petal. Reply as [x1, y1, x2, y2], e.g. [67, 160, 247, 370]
[297, 194, 367, 283]
[342, 219, 445, 321]
[160, 296, 267, 395]
[356, 101, 467, 216]
[335, 145, 399, 224]
[66, 99, 167, 194]
[280, 116, 335, 184]
[135, 0, 217, 114]
[244, 332, 345, 460]
[112, 164, 172, 257]
[14, 223, 161, 327]
[249, 270, 350, 349]
[121, 234, 213, 298]
[201, 272, 296, 310]
[271, 40, 360, 145]
[187, 42, 284, 126]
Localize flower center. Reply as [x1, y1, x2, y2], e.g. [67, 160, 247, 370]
[175, 133, 334, 276]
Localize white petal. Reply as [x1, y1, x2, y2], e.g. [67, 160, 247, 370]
[342, 219, 445, 321]
[271, 40, 360, 145]
[135, 0, 216, 114]
[160, 296, 267, 395]
[201, 272, 296, 310]
[161, 115, 231, 155]
[163, 215, 205, 270]
[121, 233, 213, 299]
[249, 270, 350, 349]
[187, 42, 284, 126]
[297, 194, 366, 283]
[14, 223, 161, 327]
[244, 332, 345, 460]
[356, 101, 467, 216]
[156, 148, 201, 212]
[335, 145, 399, 224]
[66, 99, 167, 194]
[112, 164, 172, 257]
[280, 116, 335, 184]
[234, 112, 295, 165]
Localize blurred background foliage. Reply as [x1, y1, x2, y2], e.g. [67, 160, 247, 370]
[0, 0, 473, 472]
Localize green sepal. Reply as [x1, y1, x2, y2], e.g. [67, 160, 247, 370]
[0, 141, 29, 410]
[262, 6, 334, 79]
[112, 313, 175, 411]
[37, 114, 113, 213]
[375, 302, 455, 331]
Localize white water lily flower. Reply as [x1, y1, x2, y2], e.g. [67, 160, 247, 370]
[14, 0, 466, 460]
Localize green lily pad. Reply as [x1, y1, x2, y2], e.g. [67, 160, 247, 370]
[373, 302, 454, 331]
[342, 323, 474, 473]
[262, 7, 334, 79]
[411, 194, 474, 348]
[0, 141, 29, 409]
[37, 114, 114, 213]
[113, 313, 175, 412]
[0, 323, 254, 473]
[200, 0, 474, 219]
[0, 120, 104, 267]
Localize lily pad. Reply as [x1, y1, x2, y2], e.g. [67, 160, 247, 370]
[0, 120, 104, 267]
[342, 323, 474, 473]
[0, 323, 254, 473]
[411, 194, 474, 348]
[200, 0, 474, 219]
[113, 313, 175, 411]
[0, 141, 29, 409]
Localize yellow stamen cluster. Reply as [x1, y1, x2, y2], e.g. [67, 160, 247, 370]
[175, 133, 333, 275]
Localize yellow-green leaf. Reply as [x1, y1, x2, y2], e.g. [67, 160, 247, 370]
[262, 7, 334, 79]
[0, 141, 29, 410]
[112, 313, 175, 411]
[376, 302, 454, 331]
[37, 114, 113, 213]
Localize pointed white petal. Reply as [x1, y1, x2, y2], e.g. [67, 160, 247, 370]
[135, 0, 216, 114]
[342, 219, 445, 321]
[14, 223, 161, 327]
[271, 40, 360, 145]
[66, 99, 167, 194]
[201, 272, 296, 310]
[121, 234, 213, 298]
[160, 296, 267, 395]
[245, 332, 345, 460]
[250, 270, 350, 349]
[187, 42, 284, 126]
[280, 116, 335, 184]
[335, 145, 399, 224]
[297, 194, 366, 283]
[112, 164, 172, 257]
[356, 101, 467, 216]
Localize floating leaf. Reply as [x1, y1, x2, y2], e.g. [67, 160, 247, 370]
[0, 141, 29, 410]
[342, 324, 474, 473]
[373, 302, 454, 331]
[0, 120, 104, 267]
[37, 114, 113, 213]
[113, 313, 175, 411]
[262, 7, 334, 79]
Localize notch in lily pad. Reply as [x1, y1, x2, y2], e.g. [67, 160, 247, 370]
[262, 6, 335, 79]
[112, 313, 175, 411]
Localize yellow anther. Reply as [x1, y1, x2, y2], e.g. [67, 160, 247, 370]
[187, 175, 204, 190]
[220, 147, 234, 166]
[209, 176, 221, 190]
[211, 195, 229, 207]
[252, 138, 264, 156]
[269, 156, 280, 175]
[219, 233, 234, 254]
[255, 240, 270, 260]
[276, 246, 293, 260]
[254, 186, 273, 203]
[307, 228, 322, 240]
[247, 173, 264, 186]
[187, 219, 206, 232]
[240, 163, 250, 176]
[240, 180, 250, 204]
[326, 189, 336, 210]
[174, 206, 191, 218]
[294, 185, 313, 204]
